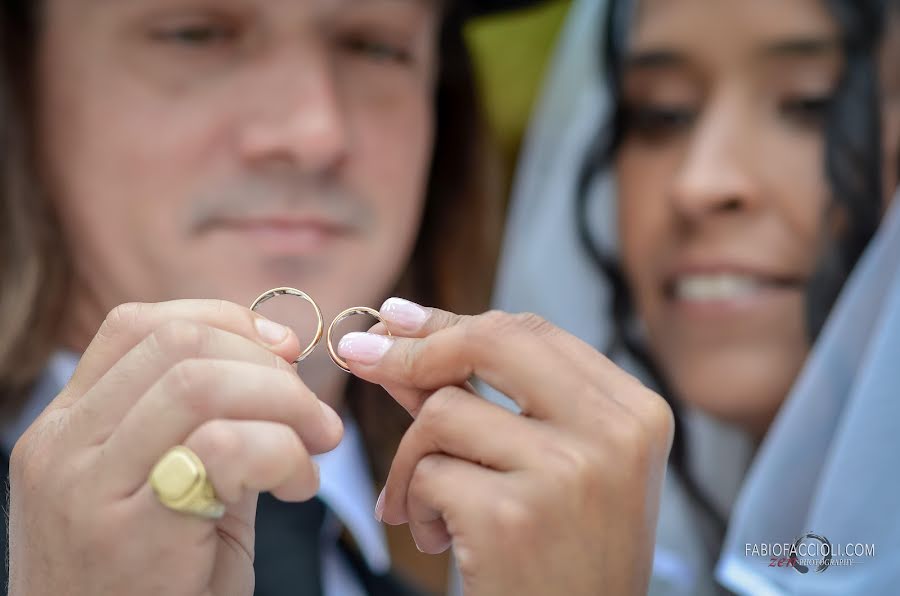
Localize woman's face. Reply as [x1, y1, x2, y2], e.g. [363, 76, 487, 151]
[616, 0, 842, 434]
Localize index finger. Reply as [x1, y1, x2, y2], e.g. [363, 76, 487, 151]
[376, 299, 620, 387]
[54, 300, 301, 409]
[343, 310, 614, 422]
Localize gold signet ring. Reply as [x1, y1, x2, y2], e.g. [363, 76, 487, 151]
[327, 306, 392, 373]
[149, 446, 225, 520]
[250, 287, 324, 364]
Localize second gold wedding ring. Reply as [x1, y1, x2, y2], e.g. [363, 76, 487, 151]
[327, 306, 392, 372]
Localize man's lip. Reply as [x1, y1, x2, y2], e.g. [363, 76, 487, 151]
[203, 216, 355, 254]
[207, 215, 355, 234]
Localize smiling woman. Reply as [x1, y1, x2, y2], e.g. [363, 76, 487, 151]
[569, 0, 890, 591]
[615, 0, 848, 434]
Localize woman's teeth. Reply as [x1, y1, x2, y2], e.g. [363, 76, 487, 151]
[674, 274, 764, 301]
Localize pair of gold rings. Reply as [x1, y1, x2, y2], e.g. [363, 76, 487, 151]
[250, 286, 391, 373]
[150, 287, 386, 521]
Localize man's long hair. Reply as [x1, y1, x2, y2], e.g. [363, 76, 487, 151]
[0, 2, 503, 482]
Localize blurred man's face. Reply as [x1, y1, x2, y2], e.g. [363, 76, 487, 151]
[38, 0, 439, 355]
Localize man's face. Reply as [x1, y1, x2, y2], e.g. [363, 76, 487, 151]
[38, 0, 439, 346]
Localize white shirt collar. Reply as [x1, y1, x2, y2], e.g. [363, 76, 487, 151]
[7, 351, 391, 574]
[315, 418, 391, 573]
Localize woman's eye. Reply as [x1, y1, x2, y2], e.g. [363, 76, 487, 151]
[341, 37, 412, 65]
[150, 22, 238, 47]
[624, 104, 696, 139]
[780, 95, 833, 128]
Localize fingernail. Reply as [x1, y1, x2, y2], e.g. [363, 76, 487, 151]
[413, 536, 425, 553]
[380, 297, 429, 332]
[319, 402, 343, 434]
[255, 317, 289, 345]
[374, 488, 386, 522]
[338, 332, 393, 365]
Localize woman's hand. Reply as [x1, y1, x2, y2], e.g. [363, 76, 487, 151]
[8, 300, 343, 596]
[338, 299, 674, 596]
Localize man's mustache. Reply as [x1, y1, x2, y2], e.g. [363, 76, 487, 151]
[188, 174, 375, 233]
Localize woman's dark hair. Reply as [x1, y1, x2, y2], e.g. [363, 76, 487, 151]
[575, 0, 887, 549]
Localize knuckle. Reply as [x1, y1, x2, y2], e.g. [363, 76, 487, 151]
[511, 311, 557, 336]
[9, 413, 65, 488]
[399, 337, 431, 382]
[210, 298, 249, 323]
[152, 319, 211, 359]
[164, 359, 217, 418]
[274, 366, 302, 392]
[193, 420, 242, 461]
[468, 310, 512, 338]
[271, 368, 311, 414]
[408, 454, 443, 495]
[98, 302, 145, 338]
[608, 408, 661, 474]
[577, 381, 608, 409]
[416, 388, 457, 431]
[399, 337, 421, 377]
[620, 388, 673, 448]
[552, 440, 594, 478]
[462, 311, 511, 352]
[640, 392, 675, 448]
[209, 298, 230, 315]
[10, 436, 41, 488]
[488, 493, 536, 538]
[272, 351, 297, 374]
[207, 298, 249, 326]
[467, 310, 558, 343]
[544, 438, 602, 493]
[277, 425, 306, 462]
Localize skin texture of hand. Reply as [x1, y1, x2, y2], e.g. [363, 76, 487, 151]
[339, 301, 674, 596]
[7, 300, 343, 596]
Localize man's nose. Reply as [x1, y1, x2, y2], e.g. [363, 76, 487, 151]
[669, 98, 762, 222]
[237, 44, 349, 174]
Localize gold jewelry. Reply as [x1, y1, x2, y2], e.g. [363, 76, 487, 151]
[327, 306, 392, 372]
[149, 446, 225, 520]
[250, 287, 324, 364]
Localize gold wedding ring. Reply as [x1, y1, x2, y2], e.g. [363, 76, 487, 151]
[327, 306, 392, 373]
[250, 287, 324, 364]
[149, 446, 225, 520]
[251, 287, 391, 371]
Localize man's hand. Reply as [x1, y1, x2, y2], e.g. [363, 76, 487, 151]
[8, 300, 343, 596]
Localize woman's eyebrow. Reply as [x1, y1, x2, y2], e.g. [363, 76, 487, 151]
[761, 36, 842, 58]
[624, 48, 687, 71]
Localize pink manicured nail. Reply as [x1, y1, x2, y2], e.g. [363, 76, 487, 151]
[380, 297, 429, 332]
[338, 332, 393, 365]
[374, 488, 386, 522]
